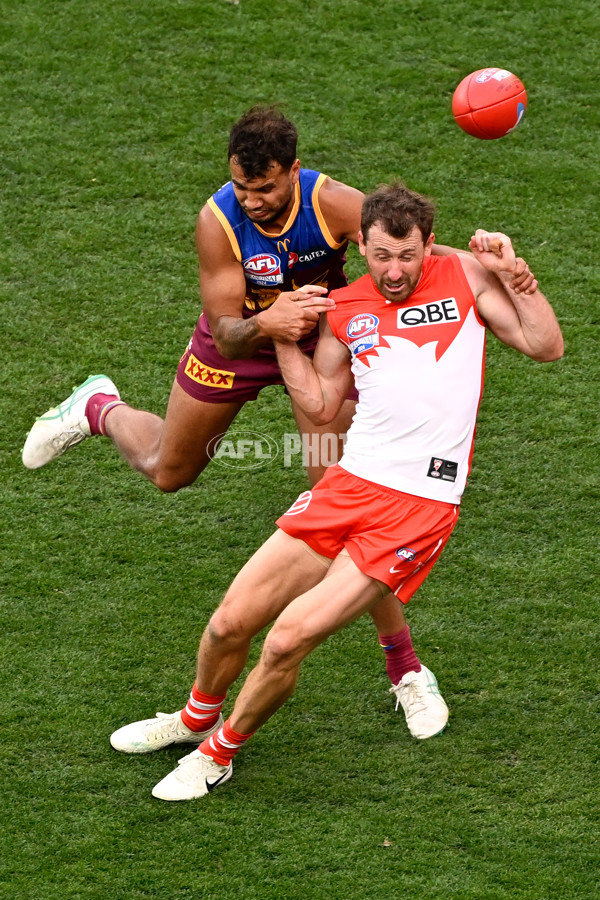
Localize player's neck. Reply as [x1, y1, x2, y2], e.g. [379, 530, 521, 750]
[257, 198, 296, 235]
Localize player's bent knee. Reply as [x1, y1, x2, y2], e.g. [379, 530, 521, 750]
[261, 628, 307, 671]
[206, 608, 250, 647]
[150, 462, 205, 493]
[152, 476, 187, 493]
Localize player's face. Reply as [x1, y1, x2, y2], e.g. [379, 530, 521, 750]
[229, 157, 301, 229]
[359, 223, 434, 303]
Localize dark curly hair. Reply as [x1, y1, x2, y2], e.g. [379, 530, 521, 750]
[228, 106, 298, 178]
[361, 182, 435, 244]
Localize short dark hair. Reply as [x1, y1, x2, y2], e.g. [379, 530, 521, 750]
[228, 106, 298, 178]
[361, 182, 435, 244]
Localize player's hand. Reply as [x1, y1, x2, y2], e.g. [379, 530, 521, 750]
[469, 230, 517, 275]
[509, 257, 538, 295]
[257, 285, 335, 342]
[288, 284, 334, 306]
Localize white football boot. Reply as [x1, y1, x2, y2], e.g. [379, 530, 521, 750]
[110, 710, 223, 754]
[22, 374, 119, 469]
[152, 750, 232, 801]
[390, 665, 449, 739]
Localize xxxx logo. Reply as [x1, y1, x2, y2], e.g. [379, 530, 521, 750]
[185, 353, 235, 389]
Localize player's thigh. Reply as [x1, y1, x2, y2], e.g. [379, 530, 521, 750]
[218, 530, 332, 636]
[158, 379, 245, 480]
[268, 551, 386, 661]
[291, 397, 357, 486]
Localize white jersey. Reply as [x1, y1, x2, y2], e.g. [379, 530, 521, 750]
[327, 255, 486, 504]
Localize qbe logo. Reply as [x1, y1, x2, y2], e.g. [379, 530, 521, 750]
[397, 297, 460, 329]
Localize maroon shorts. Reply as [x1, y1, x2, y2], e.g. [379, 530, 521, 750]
[177, 314, 358, 404]
[277, 465, 459, 602]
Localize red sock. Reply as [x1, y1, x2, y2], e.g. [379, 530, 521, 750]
[198, 717, 255, 766]
[379, 626, 422, 685]
[85, 393, 125, 436]
[180, 685, 226, 733]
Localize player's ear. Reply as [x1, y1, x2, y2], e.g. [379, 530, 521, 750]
[423, 232, 435, 256]
[290, 159, 301, 183]
[358, 230, 367, 256]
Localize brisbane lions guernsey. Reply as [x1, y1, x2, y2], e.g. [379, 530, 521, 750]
[208, 169, 348, 349]
[327, 254, 486, 505]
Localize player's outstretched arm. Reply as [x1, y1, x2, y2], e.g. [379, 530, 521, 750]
[196, 206, 336, 359]
[274, 315, 353, 425]
[464, 230, 564, 361]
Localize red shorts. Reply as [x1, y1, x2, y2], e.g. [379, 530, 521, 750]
[276, 465, 459, 602]
[177, 314, 359, 405]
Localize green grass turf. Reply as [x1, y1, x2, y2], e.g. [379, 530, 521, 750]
[1, 0, 599, 897]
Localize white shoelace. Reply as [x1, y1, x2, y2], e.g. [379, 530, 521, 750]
[145, 711, 189, 741]
[390, 678, 427, 713]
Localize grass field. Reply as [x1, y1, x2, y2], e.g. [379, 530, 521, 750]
[1, 1, 599, 897]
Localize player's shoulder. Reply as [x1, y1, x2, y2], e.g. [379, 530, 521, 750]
[197, 178, 239, 229]
[317, 175, 364, 210]
[432, 249, 483, 290]
[315, 176, 364, 243]
[210, 178, 234, 201]
[196, 198, 223, 236]
[421, 253, 482, 307]
[196, 191, 240, 263]
[329, 275, 378, 321]
[330, 273, 372, 300]
[422, 252, 466, 281]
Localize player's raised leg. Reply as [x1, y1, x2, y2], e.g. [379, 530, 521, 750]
[22, 374, 121, 470]
[102, 379, 244, 492]
[22, 375, 245, 493]
[151, 550, 386, 800]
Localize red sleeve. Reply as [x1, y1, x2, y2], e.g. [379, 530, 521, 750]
[326, 299, 347, 346]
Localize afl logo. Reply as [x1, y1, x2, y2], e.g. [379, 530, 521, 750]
[243, 253, 282, 277]
[347, 314, 379, 340]
[389, 546, 417, 575]
[395, 547, 416, 562]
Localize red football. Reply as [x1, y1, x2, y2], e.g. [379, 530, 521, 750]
[452, 68, 527, 139]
